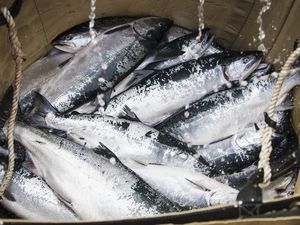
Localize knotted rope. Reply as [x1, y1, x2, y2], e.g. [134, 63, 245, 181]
[259, 46, 300, 188]
[0, 7, 24, 200]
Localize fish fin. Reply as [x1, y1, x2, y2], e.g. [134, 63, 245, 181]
[119, 105, 141, 122]
[93, 142, 119, 161]
[47, 128, 68, 138]
[57, 57, 72, 68]
[3, 190, 16, 202]
[264, 112, 277, 130]
[254, 123, 260, 131]
[0, 86, 14, 128]
[102, 90, 112, 110]
[276, 93, 294, 111]
[154, 32, 198, 61]
[184, 177, 211, 192]
[22, 154, 40, 176]
[26, 92, 58, 128]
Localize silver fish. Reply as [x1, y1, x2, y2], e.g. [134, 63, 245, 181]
[52, 16, 137, 53]
[127, 162, 238, 208]
[197, 109, 295, 175]
[158, 69, 300, 145]
[0, 148, 78, 221]
[13, 123, 181, 220]
[104, 51, 262, 126]
[38, 17, 172, 113]
[19, 48, 73, 113]
[27, 97, 205, 172]
[111, 30, 214, 98]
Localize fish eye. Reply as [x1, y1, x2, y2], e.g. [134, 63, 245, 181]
[242, 58, 250, 64]
[65, 35, 72, 41]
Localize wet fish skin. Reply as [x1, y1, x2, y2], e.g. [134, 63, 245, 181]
[127, 162, 238, 208]
[105, 51, 262, 126]
[246, 63, 273, 80]
[27, 95, 206, 172]
[158, 69, 300, 145]
[13, 122, 182, 219]
[111, 30, 213, 98]
[215, 135, 298, 190]
[18, 48, 73, 114]
[39, 17, 172, 113]
[0, 150, 78, 221]
[198, 110, 295, 175]
[52, 16, 137, 53]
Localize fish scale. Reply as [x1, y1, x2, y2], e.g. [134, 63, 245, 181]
[13, 123, 182, 220]
[104, 51, 262, 126]
[38, 17, 172, 113]
[158, 69, 300, 145]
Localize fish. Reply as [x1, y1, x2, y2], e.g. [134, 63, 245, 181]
[0, 148, 78, 221]
[215, 137, 298, 190]
[157, 69, 300, 145]
[37, 17, 172, 113]
[197, 110, 297, 175]
[27, 94, 208, 172]
[111, 30, 214, 98]
[19, 48, 73, 114]
[104, 51, 263, 126]
[52, 16, 137, 53]
[262, 173, 295, 200]
[40, 17, 171, 112]
[12, 122, 182, 219]
[127, 162, 238, 208]
[246, 63, 273, 81]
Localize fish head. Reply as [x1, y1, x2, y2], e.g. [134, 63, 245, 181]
[133, 17, 172, 41]
[222, 51, 263, 81]
[52, 31, 93, 53]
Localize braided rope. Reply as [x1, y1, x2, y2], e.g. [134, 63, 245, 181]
[259, 46, 300, 188]
[0, 7, 23, 200]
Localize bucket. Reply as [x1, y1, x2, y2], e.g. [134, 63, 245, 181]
[0, 0, 300, 224]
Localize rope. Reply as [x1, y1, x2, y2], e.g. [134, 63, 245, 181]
[258, 46, 300, 188]
[0, 7, 24, 200]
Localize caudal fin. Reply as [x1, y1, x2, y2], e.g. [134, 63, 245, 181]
[25, 92, 58, 128]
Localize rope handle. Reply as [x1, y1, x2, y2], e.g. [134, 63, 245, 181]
[0, 7, 24, 201]
[258, 46, 300, 188]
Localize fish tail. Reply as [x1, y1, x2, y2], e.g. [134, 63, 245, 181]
[25, 92, 58, 128]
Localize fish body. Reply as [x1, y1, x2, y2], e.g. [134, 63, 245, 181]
[215, 135, 298, 190]
[0, 149, 78, 221]
[19, 48, 73, 114]
[128, 163, 238, 208]
[158, 70, 300, 145]
[105, 51, 262, 126]
[198, 110, 295, 175]
[111, 30, 214, 98]
[52, 16, 137, 53]
[13, 123, 182, 220]
[39, 17, 172, 113]
[27, 97, 205, 172]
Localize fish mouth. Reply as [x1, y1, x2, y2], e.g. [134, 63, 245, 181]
[53, 44, 76, 54]
[243, 57, 263, 80]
